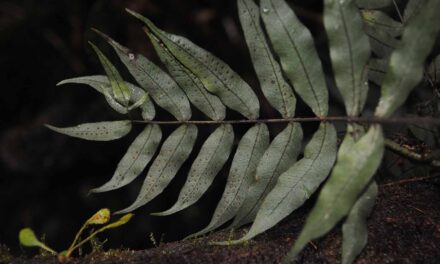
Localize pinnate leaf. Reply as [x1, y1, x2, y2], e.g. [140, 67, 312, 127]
[228, 123, 337, 243]
[116, 125, 197, 214]
[342, 181, 378, 264]
[260, 0, 328, 116]
[94, 30, 191, 121]
[324, 0, 371, 116]
[238, 0, 296, 118]
[91, 125, 162, 193]
[288, 125, 384, 260]
[147, 30, 226, 121]
[232, 122, 303, 227]
[127, 9, 260, 120]
[375, 0, 440, 117]
[188, 123, 269, 237]
[153, 124, 234, 216]
[57, 75, 155, 120]
[89, 42, 130, 105]
[46, 120, 131, 141]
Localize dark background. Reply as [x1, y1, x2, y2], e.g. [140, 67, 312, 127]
[0, 0, 326, 256]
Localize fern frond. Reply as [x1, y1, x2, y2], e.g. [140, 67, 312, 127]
[90, 125, 162, 193]
[116, 124, 198, 214]
[153, 124, 234, 216]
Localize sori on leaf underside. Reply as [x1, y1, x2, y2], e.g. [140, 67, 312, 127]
[48, 0, 440, 263]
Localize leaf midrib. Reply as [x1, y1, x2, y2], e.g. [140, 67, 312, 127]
[237, 122, 296, 223]
[151, 28, 255, 118]
[144, 125, 190, 195]
[268, 0, 323, 115]
[269, 124, 327, 214]
[242, 0, 290, 117]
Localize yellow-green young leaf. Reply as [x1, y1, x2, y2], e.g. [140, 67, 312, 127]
[127, 94, 148, 111]
[375, 0, 440, 117]
[232, 122, 303, 228]
[288, 125, 384, 260]
[101, 213, 134, 230]
[356, 0, 392, 9]
[57, 75, 155, 120]
[126, 9, 260, 120]
[91, 125, 162, 193]
[116, 125, 197, 214]
[342, 181, 378, 264]
[368, 58, 388, 86]
[238, 0, 296, 118]
[19, 228, 57, 254]
[146, 31, 226, 121]
[361, 10, 403, 37]
[188, 124, 269, 237]
[153, 124, 234, 216]
[260, 0, 328, 117]
[324, 0, 371, 116]
[46, 120, 132, 141]
[19, 228, 43, 247]
[89, 42, 130, 105]
[94, 30, 191, 121]
[226, 123, 336, 243]
[87, 208, 111, 225]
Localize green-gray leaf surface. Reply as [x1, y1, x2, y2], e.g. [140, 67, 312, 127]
[288, 125, 384, 260]
[342, 181, 378, 264]
[89, 42, 131, 105]
[364, 25, 399, 58]
[152, 124, 234, 216]
[238, 0, 296, 118]
[116, 125, 197, 214]
[260, 0, 328, 117]
[356, 0, 392, 9]
[46, 120, 132, 141]
[189, 123, 270, 237]
[232, 122, 303, 228]
[361, 10, 403, 37]
[324, 0, 371, 116]
[147, 31, 226, 121]
[127, 10, 260, 119]
[375, 0, 440, 117]
[95, 30, 191, 121]
[227, 123, 337, 243]
[403, 0, 427, 22]
[57, 75, 155, 120]
[91, 125, 162, 193]
[368, 59, 388, 86]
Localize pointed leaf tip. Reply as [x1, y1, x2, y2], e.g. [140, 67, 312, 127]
[46, 120, 132, 141]
[99, 31, 192, 121]
[90, 125, 162, 193]
[116, 125, 198, 213]
[89, 41, 131, 104]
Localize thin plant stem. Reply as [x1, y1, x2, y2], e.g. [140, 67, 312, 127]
[66, 226, 110, 257]
[392, 0, 404, 23]
[131, 116, 440, 125]
[39, 243, 57, 255]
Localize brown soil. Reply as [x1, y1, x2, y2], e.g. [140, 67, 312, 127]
[8, 179, 440, 264]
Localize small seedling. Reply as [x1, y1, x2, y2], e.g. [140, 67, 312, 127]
[18, 208, 133, 260]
